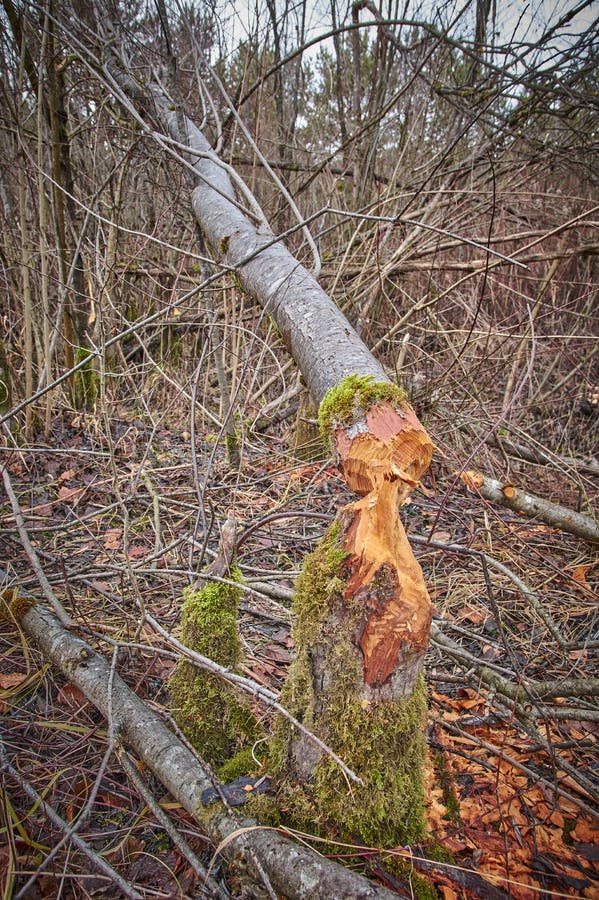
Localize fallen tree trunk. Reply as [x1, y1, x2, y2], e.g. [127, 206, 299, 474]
[1, 589, 399, 900]
[98, 9, 434, 848]
[460, 470, 599, 543]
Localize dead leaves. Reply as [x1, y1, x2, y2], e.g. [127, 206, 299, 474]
[428, 689, 598, 899]
[103, 527, 122, 550]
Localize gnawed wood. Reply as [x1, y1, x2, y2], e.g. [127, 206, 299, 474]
[334, 400, 433, 499]
[333, 398, 434, 694]
[343, 481, 431, 692]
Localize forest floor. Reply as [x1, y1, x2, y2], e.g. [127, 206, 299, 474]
[1, 408, 597, 899]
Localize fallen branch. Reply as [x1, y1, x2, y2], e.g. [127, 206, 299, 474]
[2, 588, 400, 900]
[460, 470, 599, 543]
[1, 462, 72, 624]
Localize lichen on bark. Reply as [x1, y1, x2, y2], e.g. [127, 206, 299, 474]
[269, 524, 429, 847]
[168, 568, 259, 769]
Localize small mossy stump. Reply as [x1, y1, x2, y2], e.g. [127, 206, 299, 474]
[169, 521, 259, 771]
[271, 375, 435, 846]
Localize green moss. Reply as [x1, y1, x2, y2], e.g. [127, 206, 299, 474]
[563, 818, 576, 845]
[424, 844, 456, 866]
[382, 856, 439, 900]
[169, 568, 260, 765]
[288, 521, 345, 645]
[318, 374, 406, 443]
[269, 524, 429, 848]
[0, 589, 36, 621]
[225, 431, 241, 467]
[244, 791, 282, 827]
[216, 747, 257, 783]
[73, 346, 98, 410]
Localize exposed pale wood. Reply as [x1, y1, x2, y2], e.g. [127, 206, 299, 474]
[343, 480, 431, 693]
[334, 400, 434, 694]
[334, 401, 433, 498]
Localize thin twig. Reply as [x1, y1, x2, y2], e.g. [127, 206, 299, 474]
[1, 462, 72, 625]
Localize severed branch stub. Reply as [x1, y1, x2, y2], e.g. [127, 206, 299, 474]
[460, 469, 599, 544]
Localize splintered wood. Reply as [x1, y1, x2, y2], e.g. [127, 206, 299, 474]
[335, 401, 434, 695]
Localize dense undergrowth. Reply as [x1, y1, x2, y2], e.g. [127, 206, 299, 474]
[0, 1, 597, 896]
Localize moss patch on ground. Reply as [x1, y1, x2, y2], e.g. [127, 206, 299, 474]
[270, 524, 429, 847]
[169, 568, 259, 767]
[318, 374, 406, 443]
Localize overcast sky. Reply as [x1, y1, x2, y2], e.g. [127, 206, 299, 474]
[221, 0, 597, 62]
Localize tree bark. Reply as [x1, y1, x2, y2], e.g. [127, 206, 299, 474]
[461, 470, 599, 543]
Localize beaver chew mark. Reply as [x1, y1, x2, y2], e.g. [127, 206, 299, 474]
[335, 401, 433, 498]
[342, 471, 432, 687]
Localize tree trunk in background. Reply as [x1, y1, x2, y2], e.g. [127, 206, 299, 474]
[4, 0, 93, 408]
[101, 9, 435, 845]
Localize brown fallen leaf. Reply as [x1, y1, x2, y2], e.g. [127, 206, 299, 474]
[57, 484, 85, 504]
[0, 672, 28, 690]
[104, 527, 122, 550]
[58, 468, 77, 482]
[55, 683, 88, 707]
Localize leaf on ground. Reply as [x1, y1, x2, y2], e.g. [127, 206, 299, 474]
[103, 528, 123, 549]
[261, 643, 293, 664]
[570, 820, 598, 843]
[458, 605, 489, 625]
[55, 683, 88, 707]
[570, 564, 595, 592]
[57, 484, 85, 504]
[58, 468, 77, 482]
[129, 543, 150, 559]
[0, 672, 28, 690]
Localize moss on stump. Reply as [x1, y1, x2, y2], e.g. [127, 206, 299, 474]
[169, 568, 259, 768]
[269, 525, 428, 847]
[318, 374, 406, 444]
